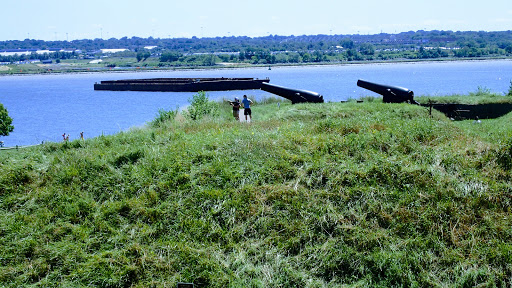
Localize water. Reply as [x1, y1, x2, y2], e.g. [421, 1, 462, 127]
[1, 60, 511, 147]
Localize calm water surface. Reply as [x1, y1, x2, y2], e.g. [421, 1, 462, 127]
[0, 60, 511, 147]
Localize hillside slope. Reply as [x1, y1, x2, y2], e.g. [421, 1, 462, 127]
[1, 101, 511, 287]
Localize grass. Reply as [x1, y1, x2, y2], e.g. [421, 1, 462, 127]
[416, 86, 512, 105]
[1, 95, 512, 287]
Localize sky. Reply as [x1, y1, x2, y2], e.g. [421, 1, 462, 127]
[2, 0, 512, 41]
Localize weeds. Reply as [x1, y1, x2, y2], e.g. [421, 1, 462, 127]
[150, 107, 178, 127]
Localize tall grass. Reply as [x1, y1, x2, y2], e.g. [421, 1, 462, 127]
[1, 97, 511, 287]
[416, 86, 512, 105]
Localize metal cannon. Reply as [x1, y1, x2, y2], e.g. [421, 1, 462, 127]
[357, 79, 419, 105]
[261, 82, 324, 104]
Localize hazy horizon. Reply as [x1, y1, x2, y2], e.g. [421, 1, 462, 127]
[2, 0, 511, 41]
[3, 29, 512, 43]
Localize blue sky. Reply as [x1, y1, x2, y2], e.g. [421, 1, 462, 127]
[2, 0, 512, 41]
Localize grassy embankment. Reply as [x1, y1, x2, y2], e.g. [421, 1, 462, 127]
[1, 93, 512, 287]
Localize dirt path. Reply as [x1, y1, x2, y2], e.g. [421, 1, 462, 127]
[239, 109, 251, 123]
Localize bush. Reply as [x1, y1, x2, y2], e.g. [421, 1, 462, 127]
[469, 86, 492, 96]
[0, 102, 14, 136]
[185, 91, 219, 120]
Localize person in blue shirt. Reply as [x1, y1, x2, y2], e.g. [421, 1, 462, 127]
[241, 95, 253, 122]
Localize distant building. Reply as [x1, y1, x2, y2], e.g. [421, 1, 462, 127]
[0, 48, 80, 57]
[0, 49, 36, 57]
[41, 60, 52, 64]
[100, 49, 129, 54]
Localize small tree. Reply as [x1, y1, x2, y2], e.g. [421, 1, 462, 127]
[508, 80, 512, 96]
[185, 91, 219, 120]
[0, 103, 14, 137]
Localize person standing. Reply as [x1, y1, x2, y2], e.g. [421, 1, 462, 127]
[241, 95, 253, 122]
[229, 97, 241, 121]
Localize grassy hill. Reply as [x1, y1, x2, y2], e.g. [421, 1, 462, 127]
[1, 95, 512, 287]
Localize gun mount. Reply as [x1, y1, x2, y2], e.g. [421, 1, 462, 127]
[261, 82, 324, 104]
[357, 79, 419, 105]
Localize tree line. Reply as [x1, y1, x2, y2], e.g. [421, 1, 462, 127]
[1, 30, 512, 65]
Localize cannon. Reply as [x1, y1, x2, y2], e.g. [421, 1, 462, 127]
[261, 82, 324, 104]
[357, 79, 419, 105]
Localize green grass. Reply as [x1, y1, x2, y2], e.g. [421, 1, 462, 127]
[1, 96, 512, 287]
[416, 86, 512, 105]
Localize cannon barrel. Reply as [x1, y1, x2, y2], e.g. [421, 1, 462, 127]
[261, 82, 324, 104]
[357, 79, 418, 105]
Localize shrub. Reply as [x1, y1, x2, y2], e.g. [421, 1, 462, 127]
[150, 107, 178, 127]
[469, 86, 492, 96]
[185, 91, 219, 120]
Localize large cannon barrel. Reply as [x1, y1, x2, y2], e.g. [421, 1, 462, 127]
[261, 82, 324, 104]
[357, 79, 418, 104]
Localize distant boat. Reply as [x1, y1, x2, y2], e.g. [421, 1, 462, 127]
[94, 77, 270, 92]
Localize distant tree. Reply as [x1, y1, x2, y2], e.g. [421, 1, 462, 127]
[314, 50, 327, 62]
[506, 43, 512, 54]
[160, 51, 182, 62]
[0, 103, 14, 137]
[346, 48, 362, 61]
[136, 52, 143, 62]
[302, 52, 312, 62]
[359, 43, 375, 55]
[340, 38, 354, 49]
[136, 50, 151, 62]
[201, 54, 217, 66]
[288, 53, 301, 63]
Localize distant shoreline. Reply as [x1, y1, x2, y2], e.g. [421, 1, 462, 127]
[1, 56, 511, 77]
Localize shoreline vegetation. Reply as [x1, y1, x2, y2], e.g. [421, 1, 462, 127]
[1, 56, 511, 76]
[1, 92, 512, 287]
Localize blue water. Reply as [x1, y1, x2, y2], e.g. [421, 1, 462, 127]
[1, 60, 511, 147]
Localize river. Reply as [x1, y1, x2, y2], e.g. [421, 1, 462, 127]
[0, 60, 511, 147]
